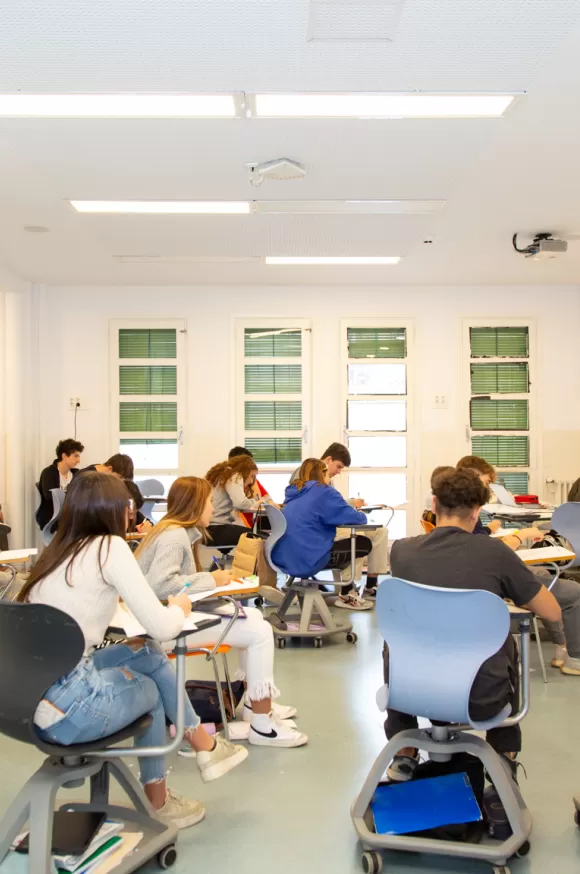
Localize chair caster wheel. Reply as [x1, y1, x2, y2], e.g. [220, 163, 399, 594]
[346, 631, 358, 644]
[313, 637, 323, 648]
[515, 840, 530, 857]
[157, 845, 177, 868]
[276, 637, 287, 649]
[362, 850, 382, 874]
[254, 596, 264, 607]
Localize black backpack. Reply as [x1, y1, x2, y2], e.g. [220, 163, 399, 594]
[184, 679, 245, 729]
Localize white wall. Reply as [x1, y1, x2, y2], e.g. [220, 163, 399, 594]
[8, 282, 573, 549]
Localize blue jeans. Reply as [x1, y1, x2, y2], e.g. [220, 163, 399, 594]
[38, 642, 200, 785]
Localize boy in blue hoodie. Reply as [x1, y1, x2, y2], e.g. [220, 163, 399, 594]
[273, 458, 374, 611]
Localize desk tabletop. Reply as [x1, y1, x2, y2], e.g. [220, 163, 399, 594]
[142, 496, 168, 503]
[0, 548, 38, 564]
[349, 522, 384, 531]
[517, 546, 575, 565]
[109, 606, 221, 638]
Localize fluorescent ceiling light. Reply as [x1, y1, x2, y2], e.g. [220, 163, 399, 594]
[70, 201, 250, 214]
[265, 256, 401, 265]
[256, 200, 444, 215]
[252, 93, 516, 118]
[0, 93, 239, 117]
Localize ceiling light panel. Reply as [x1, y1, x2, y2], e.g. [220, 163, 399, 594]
[0, 93, 240, 117]
[265, 256, 401, 265]
[70, 201, 251, 214]
[255, 200, 444, 215]
[251, 93, 516, 118]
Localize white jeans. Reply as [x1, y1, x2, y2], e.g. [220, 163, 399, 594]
[334, 526, 389, 581]
[165, 606, 280, 703]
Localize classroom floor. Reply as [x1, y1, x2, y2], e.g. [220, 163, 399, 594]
[1, 607, 579, 874]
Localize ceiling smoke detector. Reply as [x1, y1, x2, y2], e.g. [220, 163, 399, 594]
[246, 158, 307, 188]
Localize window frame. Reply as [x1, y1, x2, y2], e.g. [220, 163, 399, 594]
[109, 319, 187, 477]
[341, 318, 416, 537]
[462, 318, 537, 491]
[233, 317, 312, 471]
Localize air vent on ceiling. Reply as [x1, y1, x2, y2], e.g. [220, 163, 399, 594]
[307, 0, 406, 42]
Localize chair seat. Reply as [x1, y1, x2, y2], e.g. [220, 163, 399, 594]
[33, 714, 153, 757]
[167, 644, 231, 659]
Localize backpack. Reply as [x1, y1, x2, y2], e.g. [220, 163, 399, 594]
[184, 679, 245, 729]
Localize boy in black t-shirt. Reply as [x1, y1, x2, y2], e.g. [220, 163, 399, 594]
[385, 468, 561, 782]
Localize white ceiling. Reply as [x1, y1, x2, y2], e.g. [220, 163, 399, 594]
[1, 0, 580, 285]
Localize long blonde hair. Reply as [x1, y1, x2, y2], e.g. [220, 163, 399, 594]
[294, 458, 328, 491]
[135, 476, 211, 571]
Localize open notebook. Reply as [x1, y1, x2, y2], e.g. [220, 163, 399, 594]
[109, 604, 213, 637]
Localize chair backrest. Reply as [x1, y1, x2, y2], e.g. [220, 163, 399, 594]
[420, 519, 435, 534]
[377, 577, 510, 726]
[0, 602, 84, 745]
[264, 505, 288, 573]
[41, 488, 66, 547]
[135, 478, 164, 496]
[551, 502, 580, 568]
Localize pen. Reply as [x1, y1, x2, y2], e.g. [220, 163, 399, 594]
[177, 581, 193, 596]
[212, 555, 225, 570]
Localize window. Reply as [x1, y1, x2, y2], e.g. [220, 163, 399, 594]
[110, 321, 186, 492]
[343, 323, 412, 539]
[466, 324, 532, 493]
[236, 321, 310, 474]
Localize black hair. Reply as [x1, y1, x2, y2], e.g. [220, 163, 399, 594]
[228, 446, 253, 460]
[433, 469, 490, 520]
[55, 438, 84, 460]
[320, 442, 351, 468]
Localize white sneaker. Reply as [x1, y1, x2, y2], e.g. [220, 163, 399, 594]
[197, 737, 248, 782]
[156, 789, 205, 829]
[243, 700, 298, 723]
[248, 712, 308, 748]
[334, 593, 373, 611]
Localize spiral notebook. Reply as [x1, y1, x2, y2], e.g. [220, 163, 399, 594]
[371, 772, 482, 835]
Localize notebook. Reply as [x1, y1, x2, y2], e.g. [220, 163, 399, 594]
[371, 773, 482, 835]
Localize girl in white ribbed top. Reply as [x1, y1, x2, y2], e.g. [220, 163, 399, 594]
[136, 476, 307, 749]
[19, 473, 247, 830]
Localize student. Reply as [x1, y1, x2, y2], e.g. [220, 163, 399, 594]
[274, 458, 374, 611]
[457, 454, 580, 672]
[206, 455, 275, 549]
[293, 443, 389, 603]
[136, 476, 307, 748]
[36, 438, 84, 530]
[384, 468, 562, 782]
[422, 465, 455, 524]
[228, 446, 272, 526]
[19, 473, 247, 828]
[568, 478, 580, 502]
[81, 453, 134, 478]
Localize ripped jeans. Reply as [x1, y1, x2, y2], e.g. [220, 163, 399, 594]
[36, 641, 200, 785]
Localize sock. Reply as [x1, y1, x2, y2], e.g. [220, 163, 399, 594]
[251, 711, 274, 730]
[366, 575, 378, 586]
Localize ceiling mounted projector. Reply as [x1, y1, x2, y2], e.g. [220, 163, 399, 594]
[246, 158, 307, 187]
[512, 232, 568, 260]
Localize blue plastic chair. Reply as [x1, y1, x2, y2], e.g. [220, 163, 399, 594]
[351, 577, 532, 871]
[551, 502, 580, 570]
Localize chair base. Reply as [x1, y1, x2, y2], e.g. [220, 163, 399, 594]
[351, 728, 532, 870]
[269, 582, 353, 643]
[0, 754, 178, 874]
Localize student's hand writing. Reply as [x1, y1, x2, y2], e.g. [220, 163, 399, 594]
[487, 519, 503, 533]
[168, 593, 192, 616]
[211, 569, 232, 587]
[351, 498, 366, 509]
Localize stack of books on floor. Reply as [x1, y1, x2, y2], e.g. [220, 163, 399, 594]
[52, 821, 142, 874]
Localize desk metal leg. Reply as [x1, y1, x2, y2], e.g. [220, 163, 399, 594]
[350, 527, 361, 597]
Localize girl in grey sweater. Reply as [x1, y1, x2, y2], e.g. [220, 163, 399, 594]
[136, 476, 307, 749]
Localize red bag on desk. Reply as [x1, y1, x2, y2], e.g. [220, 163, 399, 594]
[514, 494, 539, 504]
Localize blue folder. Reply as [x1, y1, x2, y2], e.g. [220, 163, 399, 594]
[371, 772, 482, 835]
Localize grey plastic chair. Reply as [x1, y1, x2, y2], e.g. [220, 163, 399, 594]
[41, 488, 67, 547]
[135, 478, 164, 522]
[551, 502, 580, 572]
[351, 577, 532, 874]
[263, 505, 356, 648]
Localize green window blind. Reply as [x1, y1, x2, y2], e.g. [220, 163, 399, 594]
[471, 436, 529, 466]
[245, 438, 302, 464]
[347, 328, 407, 359]
[119, 366, 177, 395]
[244, 364, 301, 394]
[120, 438, 176, 446]
[470, 327, 529, 358]
[119, 329, 177, 359]
[245, 401, 302, 431]
[497, 472, 529, 494]
[470, 399, 529, 431]
[244, 329, 301, 358]
[120, 402, 177, 432]
[470, 363, 529, 394]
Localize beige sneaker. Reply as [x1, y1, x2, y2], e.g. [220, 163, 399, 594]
[560, 654, 580, 675]
[552, 644, 567, 668]
[197, 737, 248, 783]
[156, 789, 205, 829]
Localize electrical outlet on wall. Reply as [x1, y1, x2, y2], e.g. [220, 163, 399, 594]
[433, 394, 449, 410]
[68, 397, 88, 410]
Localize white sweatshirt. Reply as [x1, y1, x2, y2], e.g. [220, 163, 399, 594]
[28, 535, 186, 655]
[137, 526, 216, 599]
[210, 474, 261, 525]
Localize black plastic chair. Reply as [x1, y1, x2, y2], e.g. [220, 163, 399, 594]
[0, 602, 184, 873]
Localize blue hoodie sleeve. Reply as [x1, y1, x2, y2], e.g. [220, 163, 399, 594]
[319, 487, 368, 526]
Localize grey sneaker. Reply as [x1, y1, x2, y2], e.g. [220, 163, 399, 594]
[552, 644, 567, 668]
[156, 789, 205, 829]
[386, 754, 419, 782]
[197, 737, 248, 783]
[560, 654, 580, 675]
[335, 593, 373, 611]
